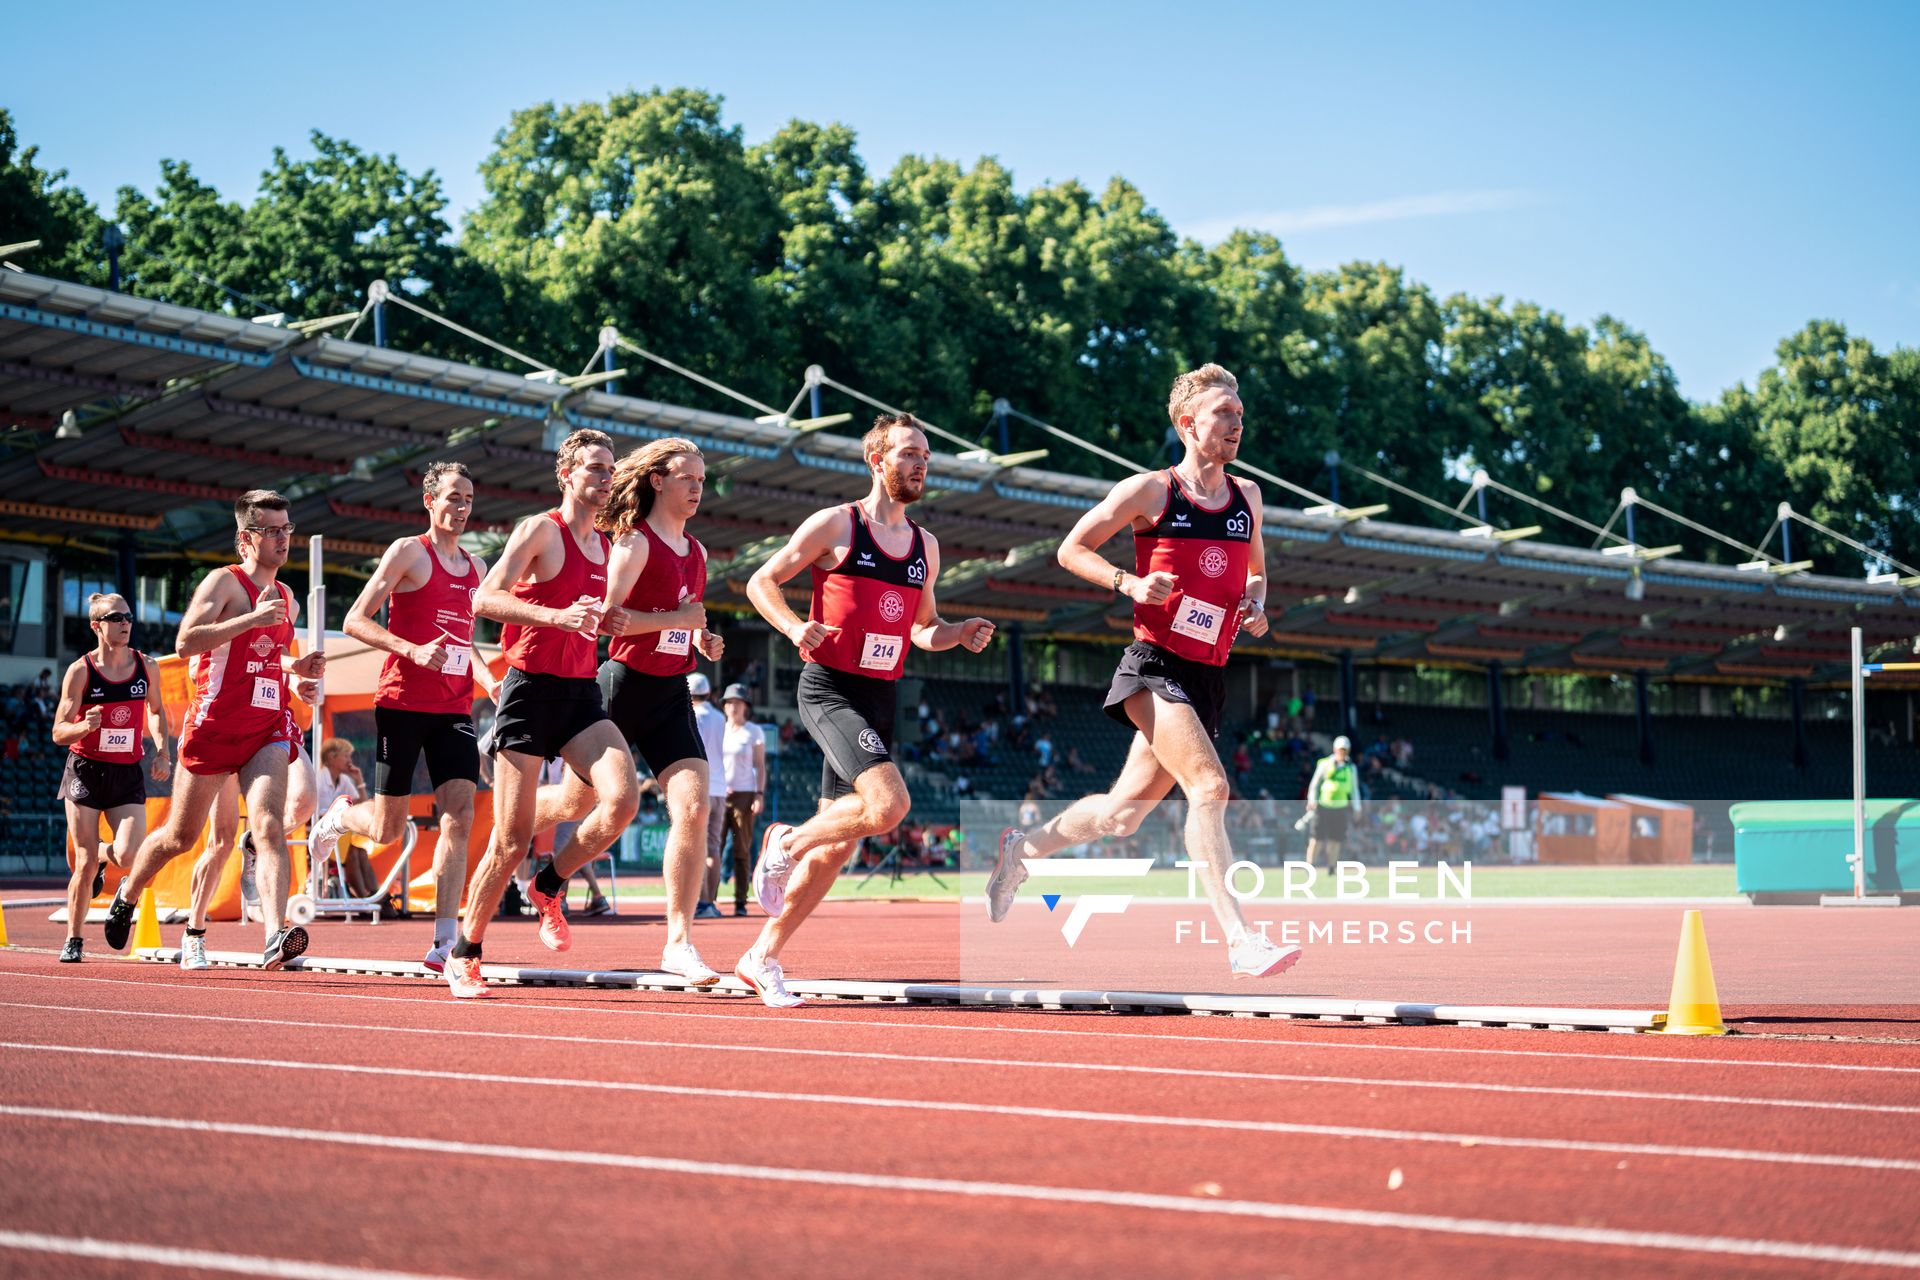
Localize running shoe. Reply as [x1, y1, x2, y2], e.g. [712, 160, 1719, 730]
[661, 940, 720, 987]
[91, 864, 104, 899]
[693, 901, 723, 921]
[59, 937, 82, 964]
[308, 794, 352, 868]
[733, 949, 804, 1008]
[180, 933, 210, 971]
[239, 831, 259, 912]
[526, 881, 571, 951]
[445, 953, 489, 999]
[987, 828, 1031, 923]
[102, 892, 135, 954]
[732, 903, 750, 917]
[423, 941, 450, 973]
[581, 894, 615, 918]
[753, 823, 795, 918]
[262, 925, 309, 971]
[1229, 931, 1303, 979]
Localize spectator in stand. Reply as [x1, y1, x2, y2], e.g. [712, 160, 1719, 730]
[1034, 732, 1053, 768]
[1019, 791, 1042, 827]
[315, 738, 379, 902]
[779, 718, 798, 748]
[689, 674, 727, 920]
[718, 683, 767, 916]
[953, 774, 971, 797]
[1064, 744, 1094, 775]
[1232, 740, 1253, 791]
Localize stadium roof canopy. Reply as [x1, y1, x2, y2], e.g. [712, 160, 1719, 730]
[2, 267, 1915, 687]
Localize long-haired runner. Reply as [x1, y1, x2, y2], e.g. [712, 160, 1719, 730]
[988, 365, 1303, 980]
[443, 428, 638, 998]
[102, 490, 327, 968]
[309, 461, 498, 972]
[51, 592, 170, 963]
[741, 414, 995, 1007]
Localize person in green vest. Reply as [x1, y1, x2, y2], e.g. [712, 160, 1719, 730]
[1304, 735, 1363, 868]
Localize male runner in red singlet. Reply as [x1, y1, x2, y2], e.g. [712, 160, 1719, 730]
[103, 490, 327, 968]
[987, 365, 1302, 979]
[741, 414, 995, 1006]
[309, 461, 498, 972]
[52, 592, 170, 962]
[443, 429, 639, 998]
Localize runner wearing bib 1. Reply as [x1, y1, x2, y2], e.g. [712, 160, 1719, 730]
[800, 502, 926, 800]
[372, 533, 484, 793]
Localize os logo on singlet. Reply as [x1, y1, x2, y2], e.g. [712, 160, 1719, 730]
[858, 729, 887, 756]
[878, 590, 907, 624]
[906, 560, 927, 584]
[1199, 547, 1229, 579]
[1225, 512, 1249, 538]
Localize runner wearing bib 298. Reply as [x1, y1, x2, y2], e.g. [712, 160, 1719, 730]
[987, 364, 1303, 982]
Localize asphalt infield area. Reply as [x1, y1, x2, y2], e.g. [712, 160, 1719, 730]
[0, 894, 1916, 1279]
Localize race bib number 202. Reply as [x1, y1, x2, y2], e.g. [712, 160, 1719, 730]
[100, 727, 137, 755]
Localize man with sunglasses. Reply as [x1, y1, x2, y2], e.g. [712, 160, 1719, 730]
[51, 593, 170, 962]
[103, 490, 326, 968]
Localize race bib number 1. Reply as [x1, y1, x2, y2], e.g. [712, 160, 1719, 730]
[441, 645, 472, 677]
[658, 628, 691, 656]
[251, 676, 282, 711]
[860, 633, 903, 671]
[1170, 596, 1227, 645]
[100, 727, 136, 755]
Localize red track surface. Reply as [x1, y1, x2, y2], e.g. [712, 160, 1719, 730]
[1, 897, 1917, 1278]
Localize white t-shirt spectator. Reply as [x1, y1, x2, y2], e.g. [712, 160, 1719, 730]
[721, 719, 766, 794]
[315, 766, 360, 816]
[693, 700, 728, 797]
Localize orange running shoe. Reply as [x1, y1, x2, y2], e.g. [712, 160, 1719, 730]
[445, 954, 490, 999]
[526, 882, 571, 952]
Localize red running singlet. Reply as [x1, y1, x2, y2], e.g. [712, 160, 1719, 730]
[185, 567, 295, 737]
[609, 521, 708, 677]
[375, 536, 482, 715]
[806, 504, 926, 682]
[1132, 469, 1253, 667]
[500, 511, 609, 680]
[70, 650, 150, 763]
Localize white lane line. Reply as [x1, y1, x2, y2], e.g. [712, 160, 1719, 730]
[3, 1038, 1915, 1174]
[3, 1002, 1915, 1117]
[4, 1104, 1917, 1271]
[5, 966, 1915, 1076]
[0, 1229, 467, 1280]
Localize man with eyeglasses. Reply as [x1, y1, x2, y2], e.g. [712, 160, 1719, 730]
[51, 592, 170, 962]
[104, 489, 327, 968]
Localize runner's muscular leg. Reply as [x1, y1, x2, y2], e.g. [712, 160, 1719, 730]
[757, 774, 899, 960]
[430, 779, 477, 922]
[63, 800, 106, 938]
[239, 743, 292, 938]
[655, 758, 710, 946]
[1132, 691, 1249, 938]
[122, 767, 228, 898]
[785, 764, 908, 861]
[550, 721, 638, 878]
[1023, 730, 1177, 857]
[464, 750, 542, 945]
[188, 779, 240, 929]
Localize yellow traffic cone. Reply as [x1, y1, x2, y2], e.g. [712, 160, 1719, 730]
[1656, 908, 1726, 1035]
[0, 893, 10, 947]
[132, 887, 163, 953]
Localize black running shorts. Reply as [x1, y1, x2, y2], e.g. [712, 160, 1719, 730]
[798, 663, 897, 802]
[599, 660, 705, 776]
[373, 706, 480, 795]
[1310, 805, 1351, 842]
[490, 667, 608, 761]
[59, 752, 146, 811]
[1103, 640, 1227, 739]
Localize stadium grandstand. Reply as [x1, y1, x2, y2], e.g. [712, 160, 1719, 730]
[1, 263, 1916, 871]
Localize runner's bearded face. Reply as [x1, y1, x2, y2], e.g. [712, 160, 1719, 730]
[427, 475, 474, 535]
[1182, 389, 1245, 464]
[877, 429, 930, 504]
[563, 446, 616, 510]
[653, 454, 705, 521]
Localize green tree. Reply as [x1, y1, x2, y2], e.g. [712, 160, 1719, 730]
[0, 108, 106, 286]
[111, 160, 254, 314]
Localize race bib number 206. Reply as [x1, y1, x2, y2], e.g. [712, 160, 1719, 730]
[1170, 597, 1226, 644]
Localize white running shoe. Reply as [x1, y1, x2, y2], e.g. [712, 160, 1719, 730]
[1229, 930, 1303, 979]
[661, 940, 720, 987]
[986, 828, 1031, 923]
[753, 823, 796, 918]
[423, 941, 451, 973]
[309, 795, 352, 868]
[734, 949, 805, 1008]
[180, 933, 210, 971]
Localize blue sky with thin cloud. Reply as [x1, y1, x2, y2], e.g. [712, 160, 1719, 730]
[8, 0, 1916, 400]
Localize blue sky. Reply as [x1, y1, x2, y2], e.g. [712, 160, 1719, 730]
[9, 1, 1917, 400]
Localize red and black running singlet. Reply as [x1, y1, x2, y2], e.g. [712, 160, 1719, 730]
[186, 567, 295, 737]
[501, 511, 610, 680]
[609, 521, 708, 677]
[805, 504, 927, 681]
[70, 650, 150, 763]
[376, 536, 482, 714]
[1132, 469, 1253, 667]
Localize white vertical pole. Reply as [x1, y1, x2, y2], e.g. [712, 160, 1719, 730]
[309, 535, 325, 764]
[1852, 625, 1866, 899]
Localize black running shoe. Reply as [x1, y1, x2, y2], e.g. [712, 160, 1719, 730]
[59, 937, 82, 963]
[262, 926, 309, 971]
[102, 894, 136, 954]
[91, 864, 105, 899]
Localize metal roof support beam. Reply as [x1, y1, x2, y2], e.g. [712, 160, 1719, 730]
[201, 393, 426, 446]
[0, 300, 278, 367]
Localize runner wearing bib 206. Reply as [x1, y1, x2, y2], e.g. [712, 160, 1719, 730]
[739, 414, 995, 1008]
[309, 461, 499, 973]
[102, 490, 326, 970]
[987, 364, 1303, 981]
